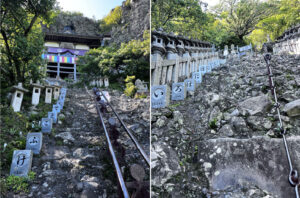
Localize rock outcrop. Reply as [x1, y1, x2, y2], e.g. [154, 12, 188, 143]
[110, 0, 150, 44]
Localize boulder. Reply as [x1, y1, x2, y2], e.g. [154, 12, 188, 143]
[238, 94, 272, 116]
[283, 99, 300, 117]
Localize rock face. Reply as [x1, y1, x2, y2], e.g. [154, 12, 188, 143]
[151, 54, 300, 197]
[283, 99, 300, 117]
[43, 13, 100, 36]
[110, 0, 150, 44]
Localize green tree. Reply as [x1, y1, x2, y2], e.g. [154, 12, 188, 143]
[151, 0, 208, 39]
[0, 0, 56, 86]
[213, 0, 274, 41]
[78, 30, 150, 84]
[99, 6, 123, 34]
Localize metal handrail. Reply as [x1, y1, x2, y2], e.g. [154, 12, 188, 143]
[98, 89, 150, 167]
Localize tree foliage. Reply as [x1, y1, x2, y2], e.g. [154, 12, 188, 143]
[152, 0, 299, 49]
[99, 6, 123, 34]
[0, 0, 56, 87]
[151, 0, 207, 39]
[78, 30, 150, 83]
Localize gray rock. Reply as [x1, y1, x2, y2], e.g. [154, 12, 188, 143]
[283, 99, 300, 117]
[238, 94, 272, 116]
[219, 124, 234, 137]
[55, 132, 75, 143]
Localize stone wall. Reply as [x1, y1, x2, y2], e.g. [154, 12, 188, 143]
[151, 29, 218, 85]
[273, 24, 300, 55]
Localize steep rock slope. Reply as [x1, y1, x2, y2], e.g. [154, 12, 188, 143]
[110, 0, 150, 44]
[151, 55, 300, 197]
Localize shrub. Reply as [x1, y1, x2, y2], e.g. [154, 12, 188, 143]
[1, 171, 36, 194]
[124, 76, 136, 97]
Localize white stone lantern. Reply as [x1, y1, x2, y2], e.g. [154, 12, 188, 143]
[104, 77, 109, 87]
[11, 83, 29, 112]
[99, 78, 103, 87]
[45, 85, 54, 104]
[31, 80, 44, 106]
[53, 83, 61, 100]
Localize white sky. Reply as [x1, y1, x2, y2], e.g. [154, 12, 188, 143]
[56, 0, 221, 20]
[56, 0, 124, 20]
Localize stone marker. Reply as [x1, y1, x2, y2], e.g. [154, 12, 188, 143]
[223, 45, 229, 57]
[172, 82, 186, 101]
[41, 118, 53, 133]
[53, 83, 61, 100]
[58, 100, 64, 109]
[48, 111, 57, 124]
[31, 81, 44, 106]
[45, 85, 54, 104]
[192, 72, 202, 84]
[53, 104, 61, 113]
[135, 79, 148, 93]
[104, 77, 109, 87]
[151, 85, 170, 108]
[185, 78, 196, 91]
[11, 83, 29, 112]
[100, 78, 103, 87]
[10, 150, 33, 177]
[26, 133, 43, 154]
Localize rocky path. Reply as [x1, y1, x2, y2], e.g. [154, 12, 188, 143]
[26, 88, 149, 198]
[151, 55, 300, 197]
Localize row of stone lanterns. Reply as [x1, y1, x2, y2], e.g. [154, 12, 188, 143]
[10, 81, 62, 112]
[151, 29, 218, 85]
[273, 24, 300, 55]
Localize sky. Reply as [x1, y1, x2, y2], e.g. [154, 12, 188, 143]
[56, 0, 221, 20]
[56, 0, 124, 20]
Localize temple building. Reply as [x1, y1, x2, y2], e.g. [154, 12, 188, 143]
[42, 13, 111, 80]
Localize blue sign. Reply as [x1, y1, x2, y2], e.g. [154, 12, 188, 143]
[26, 133, 43, 154]
[151, 85, 169, 108]
[48, 111, 57, 124]
[41, 118, 52, 133]
[192, 72, 202, 84]
[184, 79, 195, 91]
[10, 150, 33, 177]
[53, 104, 61, 113]
[171, 82, 185, 101]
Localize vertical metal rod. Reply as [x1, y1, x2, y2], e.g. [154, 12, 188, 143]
[264, 54, 299, 197]
[94, 97, 130, 198]
[98, 90, 150, 167]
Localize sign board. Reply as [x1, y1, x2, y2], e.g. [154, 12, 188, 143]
[192, 72, 202, 84]
[42, 117, 53, 133]
[26, 133, 42, 154]
[53, 104, 61, 113]
[171, 82, 186, 101]
[48, 111, 57, 124]
[151, 85, 170, 108]
[10, 150, 33, 177]
[184, 78, 195, 91]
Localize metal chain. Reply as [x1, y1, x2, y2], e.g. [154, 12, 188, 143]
[264, 54, 300, 198]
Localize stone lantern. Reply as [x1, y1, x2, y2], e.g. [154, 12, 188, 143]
[104, 77, 109, 87]
[11, 83, 29, 112]
[45, 84, 54, 104]
[31, 80, 44, 106]
[100, 78, 104, 87]
[53, 82, 61, 100]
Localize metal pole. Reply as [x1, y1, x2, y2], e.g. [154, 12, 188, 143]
[99, 90, 150, 167]
[94, 96, 130, 198]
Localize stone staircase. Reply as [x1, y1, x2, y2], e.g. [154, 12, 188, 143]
[151, 54, 300, 197]
[26, 88, 150, 198]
